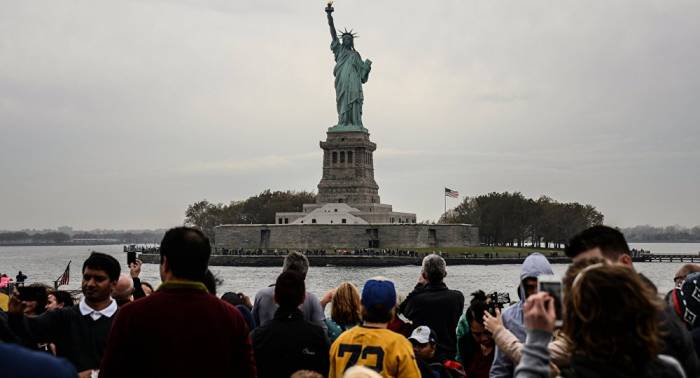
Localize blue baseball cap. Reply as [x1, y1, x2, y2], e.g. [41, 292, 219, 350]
[361, 278, 397, 311]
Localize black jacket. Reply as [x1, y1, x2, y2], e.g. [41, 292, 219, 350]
[561, 355, 683, 378]
[251, 307, 329, 378]
[400, 282, 465, 361]
[660, 305, 700, 378]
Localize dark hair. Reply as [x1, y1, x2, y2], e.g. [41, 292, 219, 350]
[283, 251, 309, 278]
[83, 252, 121, 282]
[466, 290, 489, 325]
[361, 304, 394, 323]
[221, 292, 245, 307]
[274, 271, 306, 309]
[52, 290, 74, 307]
[159, 227, 211, 281]
[565, 225, 630, 260]
[562, 264, 662, 370]
[202, 269, 223, 295]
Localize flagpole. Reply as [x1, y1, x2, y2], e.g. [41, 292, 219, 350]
[444, 188, 446, 222]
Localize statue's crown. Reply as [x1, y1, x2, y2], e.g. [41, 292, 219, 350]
[338, 28, 358, 39]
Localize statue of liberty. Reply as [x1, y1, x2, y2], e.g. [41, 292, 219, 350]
[325, 3, 372, 130]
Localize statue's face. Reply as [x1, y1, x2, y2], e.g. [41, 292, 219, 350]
[342, 34, 353, 47]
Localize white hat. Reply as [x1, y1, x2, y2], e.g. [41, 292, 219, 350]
[408, 325, 437, 344]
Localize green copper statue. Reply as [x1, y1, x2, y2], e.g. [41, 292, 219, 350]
[325, 3, 372, 131]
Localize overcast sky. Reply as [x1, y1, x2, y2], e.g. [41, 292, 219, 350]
[1, 0, 699, 230]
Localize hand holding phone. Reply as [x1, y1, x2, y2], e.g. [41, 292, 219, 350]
[537, 275, 563, 327]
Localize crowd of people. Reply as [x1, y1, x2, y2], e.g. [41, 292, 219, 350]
[1, 225, 699, 377]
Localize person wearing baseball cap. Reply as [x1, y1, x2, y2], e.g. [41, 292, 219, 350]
[329, 277, 420, 378]
[409, 326, 445, 378]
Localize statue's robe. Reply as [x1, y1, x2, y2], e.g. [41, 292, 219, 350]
[331, 39, 371, 126]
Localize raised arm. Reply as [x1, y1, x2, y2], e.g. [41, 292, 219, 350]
[325, 4, 338, 41]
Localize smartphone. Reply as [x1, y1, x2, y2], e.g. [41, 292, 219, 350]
[17, 286, 47, 302]
[537, 275, 563, 327]
[127, 251, 137, 266]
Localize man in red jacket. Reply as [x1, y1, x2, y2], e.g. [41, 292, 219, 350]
[99, 227, 256, 378]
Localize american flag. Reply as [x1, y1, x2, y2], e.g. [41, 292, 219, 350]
[56, 261, 71, 287]
[445, 187, 459, 198]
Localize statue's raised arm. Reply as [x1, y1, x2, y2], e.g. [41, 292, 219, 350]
[325, 3, 338, 41]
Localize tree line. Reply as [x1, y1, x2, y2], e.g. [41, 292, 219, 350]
[441, 192, 604, 248]
[621, 225, 700, 242]
[185, 190, 317, 240]
[0, 231, 163, 245]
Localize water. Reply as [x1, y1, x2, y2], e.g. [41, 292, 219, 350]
[0, 244, 684, 300]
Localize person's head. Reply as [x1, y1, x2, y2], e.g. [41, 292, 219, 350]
[671, 272, 700, 330]
[421, 254, 447, 284]
[82, 252, 120, 303]
[159, 227, 210, 282]
[562, 264, 662, 367]
[342, 365, 382, 378]
[331, 282, 362, 326]
[113, 273, 134, 302]
[520, 253, 553, 299]
[674, 264, 700, 287]
[141, 281, 154, 295]
[361, 277, 396, 324]
[46, 290, 74, 311]
[274, 270, 306, 309]
[221, 292, 245, 307]
[22, 283, 48, 316]
[202, 269, 222, 295]
[282, 251, 309, 279]
[408, 325, 437, 360]
[465, 290, 495, 348]
[290, 371, 324, 378]
[565, 225, 632, 266]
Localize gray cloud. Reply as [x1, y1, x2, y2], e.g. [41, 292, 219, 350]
[1, 0, 699, 229]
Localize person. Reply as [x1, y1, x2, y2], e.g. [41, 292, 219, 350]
[456, 291, 494, 378]
[321, 282, 362, 342]
[0, 273, 10, 288]
[484, 258, 609, 376]
[408, 326, 450, 378]
[221, 291, 256, 331]
[515, 265, 685, 378]
[670, 271, 700, 358]
[112, 273, 134, 307]
[565, 225, 699, 377]
[16, 270, 27, 286]
[329, 277, 421, 378]
[325, 3, 372, 127]
[21, 283, 48, 316]
[127, 259, 147, 299]
[251, 270, 329, 377]
[253, 251, 326, 331]
[674, 264, 700, 287]
[99, 227, 256, 378]
[8, 252, 120, 376]
[0, 342, 77, 378]
[343, 365, 383, 378]
[399, 254, 464, 362]
[490, 253, 553, 378]
[46, 291, 74, 311]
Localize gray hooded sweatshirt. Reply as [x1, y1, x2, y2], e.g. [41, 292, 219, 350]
[490, 253, 553, 378]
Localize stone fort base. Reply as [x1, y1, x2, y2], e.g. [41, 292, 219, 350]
[214, 223, 479, 250]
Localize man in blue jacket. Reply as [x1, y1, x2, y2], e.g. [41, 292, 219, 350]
[490, 253, 553, 378]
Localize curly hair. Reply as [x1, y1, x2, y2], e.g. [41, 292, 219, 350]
[331, 282, 362, 326]
[562, 264, 662, 370]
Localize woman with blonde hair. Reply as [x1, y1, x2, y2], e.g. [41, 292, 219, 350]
[321, 282, 362, 342]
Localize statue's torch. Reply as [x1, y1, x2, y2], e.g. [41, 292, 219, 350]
[325, 1, 334, 13]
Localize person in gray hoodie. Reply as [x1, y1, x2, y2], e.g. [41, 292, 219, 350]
[490, 253, 553, 378]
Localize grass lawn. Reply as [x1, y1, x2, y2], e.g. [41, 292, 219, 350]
[414, 246, 564, 258]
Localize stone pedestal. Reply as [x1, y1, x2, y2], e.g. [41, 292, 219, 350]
[317, 131, 380, 204]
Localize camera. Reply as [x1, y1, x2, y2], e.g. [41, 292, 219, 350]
[486, 292, 511, 314]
